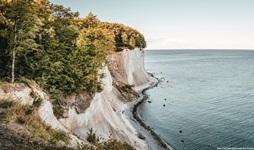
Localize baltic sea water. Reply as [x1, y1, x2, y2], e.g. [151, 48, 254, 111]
[141, 50, 254, 150]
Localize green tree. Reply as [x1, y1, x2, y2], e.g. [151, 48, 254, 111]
[135, 35, 146, 49]
[75, 27, 113, 93]
[2, 0, 42, 82]
[0, 1, 146, 97]
[35, 4, 79, 96]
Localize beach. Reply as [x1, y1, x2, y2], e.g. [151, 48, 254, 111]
[124, 74, 173, 150]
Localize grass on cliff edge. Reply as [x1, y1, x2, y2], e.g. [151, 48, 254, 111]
[82, 128, 135, 150]
[0, 99, 69, 147]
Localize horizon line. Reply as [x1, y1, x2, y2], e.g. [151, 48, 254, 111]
[144, 48, 254, 50]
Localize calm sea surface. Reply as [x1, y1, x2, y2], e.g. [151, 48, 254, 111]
[141, 50, 254, 150]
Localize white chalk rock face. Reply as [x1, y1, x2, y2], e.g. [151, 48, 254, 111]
[35, 89, 68, 132]
[0, 83, 34, 105]
[33, 87, 86, 146]
[59, 66, 147, 149]
[109, 48, 156, 91]
[109, 48, 150, 86]
[123, 48, 150, 85]
[59, 49, 152, 149]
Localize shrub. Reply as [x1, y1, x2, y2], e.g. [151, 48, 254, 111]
[84, 128, 135, 150]
[30, 90, 37, 98]
[50, 131, 69, 145]
[53, 104, 65, 119]
[0, 100, 14, 109]
[24, 105, 34, 115]
[20, 77, 38, 87]
[86, 128, 99, 144]
[80, 144, 96, 150]
[32, 97, 43, 107]
[99, 139, 135, 150]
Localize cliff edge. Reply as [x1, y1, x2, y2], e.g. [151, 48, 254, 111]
[0, 48, 157, 149]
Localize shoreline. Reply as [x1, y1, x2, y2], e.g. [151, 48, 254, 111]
[125, 73, 173, 150]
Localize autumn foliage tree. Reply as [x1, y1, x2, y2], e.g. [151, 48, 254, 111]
[0, 0, 146, 97]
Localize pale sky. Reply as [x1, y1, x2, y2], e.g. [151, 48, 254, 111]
[50, 0, 254, 49]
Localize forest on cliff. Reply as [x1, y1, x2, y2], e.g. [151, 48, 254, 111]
[0, 0, 146, 97]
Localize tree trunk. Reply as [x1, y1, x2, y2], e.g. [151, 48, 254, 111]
[11, 48, 16, 82]
[11, 21, 17, 82]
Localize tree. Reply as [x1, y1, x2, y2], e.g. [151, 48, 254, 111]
[35, 4, 79, 96]
[0, 1, 11, 78]
[135, 35, 146, 49]
[3, 0, 42, 82]
[99, 22, 146, 51]
[129, 37, 136, 50]
[75, 27, 113, 93]
[84, 12, 99, 28]
[0, 1, 147, 97]
[121, 32, 128, 47]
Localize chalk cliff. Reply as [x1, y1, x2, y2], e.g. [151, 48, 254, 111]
[0, 48, 154, 149]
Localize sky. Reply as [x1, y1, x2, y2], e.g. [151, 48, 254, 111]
[50, 0, 254, 50]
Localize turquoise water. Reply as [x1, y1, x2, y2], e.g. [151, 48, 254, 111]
[141, 50, 254, 150]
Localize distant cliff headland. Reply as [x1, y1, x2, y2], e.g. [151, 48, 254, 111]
[0, 0, 157, 149]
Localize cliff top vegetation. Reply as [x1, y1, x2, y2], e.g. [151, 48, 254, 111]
[0, 0, 146, 97]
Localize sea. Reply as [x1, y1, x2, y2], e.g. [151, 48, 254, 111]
[141, 50, 254, 150]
